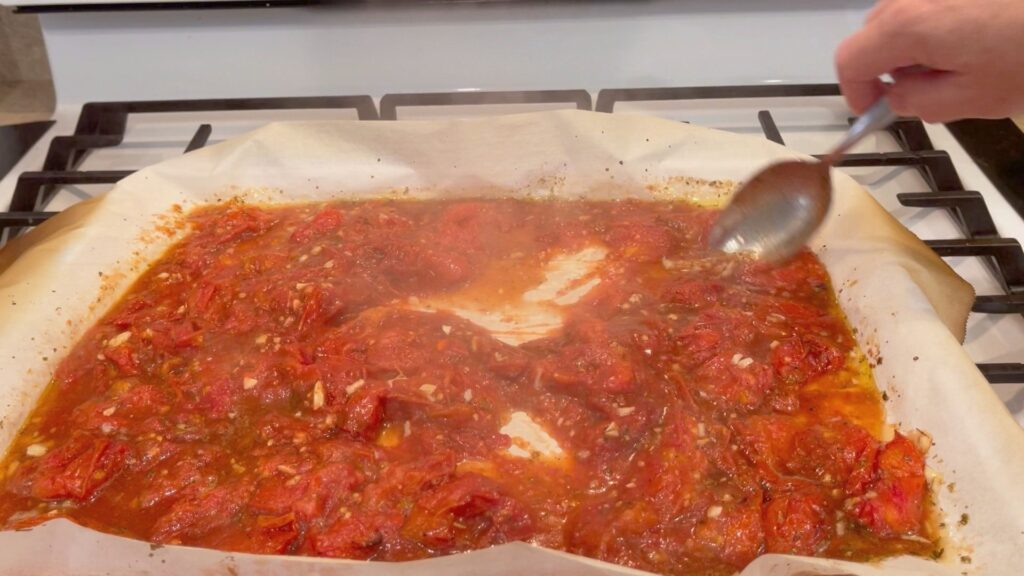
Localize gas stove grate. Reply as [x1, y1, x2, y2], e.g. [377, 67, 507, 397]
[3, 85, 1023, 382]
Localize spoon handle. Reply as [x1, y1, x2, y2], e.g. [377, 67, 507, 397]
[822, 98, 899, 165]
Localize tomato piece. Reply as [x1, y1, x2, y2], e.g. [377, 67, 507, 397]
[675, 327, 721, 368]
[564, 500, 659, 566]
[692, 354, 774, 412]
[251, 462, 361, 521]
[209, 206, 275, 245]
[291, 207, 344, 244]
[108, 297, 153, 330]
[770, 335, 845, 384]
[151, 480, 254, 542]
[789, 420, 879, 495]
[543, 320, 635, 394]
[684, 495, 764, 569]
[342, 388, 387, 440]
[732, 415, 799, 479]
[248, 512, 302, 554]
[663, 279, 724, 309]
[848, 434, 926, 537]
[763, 485, 830, 555]
[137, 446, 222, 509]
[103, 344, 139, 376]
[12, 434, 129, 502]
[314, 514, 395, 559]
[401, 474, 533, 551]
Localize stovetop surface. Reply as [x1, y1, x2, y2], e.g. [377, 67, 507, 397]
[3, 85, 1024, 421]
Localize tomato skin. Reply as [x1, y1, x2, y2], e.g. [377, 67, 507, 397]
[675, 327, 721, 368]
[314, 515, 394, 559]
[732, 415, 799, 480]
[136, 445, 222, 510]
[209, 206, 275, 245]
[693, 354, 774, 412]
[683, 495, 765, 569]
[663, 279, 725, 309]
[10, 434, 130, 502]
[763, 485, 831, 555]
[151, 480, 254, 543]
[249, 512, 303, 554]
[848, 434, 927, 538]
[291, 207, 344, 244]
[401, 474, 533, 551]
[543, 320, 636, 394]
[789, 421, 880, 496]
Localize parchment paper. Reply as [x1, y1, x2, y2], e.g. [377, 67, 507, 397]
[1, 110, 1021, 575]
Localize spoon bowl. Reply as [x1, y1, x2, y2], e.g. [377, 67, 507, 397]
[708, 160, 832, 263]
[708, 97, 898, 264]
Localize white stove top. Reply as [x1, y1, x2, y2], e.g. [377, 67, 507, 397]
[2, 0, 1021, 423]
[3, 92, 1024, 425]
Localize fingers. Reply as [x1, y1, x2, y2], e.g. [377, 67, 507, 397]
[835, 0, 929, 113]
[835, 24, 919, 113]
[887, 71, 983, 123]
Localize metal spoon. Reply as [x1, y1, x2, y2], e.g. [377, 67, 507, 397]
[708, 97, 898, 264]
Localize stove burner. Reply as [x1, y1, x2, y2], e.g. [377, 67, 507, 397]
[2, 85, 1022, 383]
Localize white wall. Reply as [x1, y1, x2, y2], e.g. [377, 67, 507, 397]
[36, 1, 873, 104]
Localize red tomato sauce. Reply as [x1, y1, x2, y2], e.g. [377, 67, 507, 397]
[0, 199, 937, 574]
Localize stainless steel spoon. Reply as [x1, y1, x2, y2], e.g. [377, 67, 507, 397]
[708, 97, 898, 264]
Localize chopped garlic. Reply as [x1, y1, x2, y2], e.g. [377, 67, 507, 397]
[311, 245, 323, 255]
[323, 260, 335, 269]
[908, 429, 934, 454]
[102, 406, 116, 417]
[255, 334, 268, 345]
[731, 353, 742, 365]
[737, 357, 754, 369]
[156, 272, 170, 280]
[697, 422, 707, 437]
[441, 325, 452, 335]
[706, 505, 723, 518]
[106, 331, 132, 348]
[243, 377, 258, 390]
[403, 421, 412, 437]
[605, 422, 620, 437]
[312, 381, 325, 410]
[276, 464, 297, 476]
[769, 340, 780, 349]
[463, 389, 473, 402]
[616, 406, 635, 417]
[419, 384, 437, 398]
[25, 443, 47, 457]
[345, 379, 365, 395]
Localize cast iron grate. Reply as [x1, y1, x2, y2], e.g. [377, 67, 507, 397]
[0, 96, 378, 240]
[2, 85, 1022, 382]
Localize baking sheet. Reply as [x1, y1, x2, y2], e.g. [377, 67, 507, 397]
[0, 110, 1021, 575]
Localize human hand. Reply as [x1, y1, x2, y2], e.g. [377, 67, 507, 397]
[835, 0, 1024, 122]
